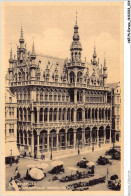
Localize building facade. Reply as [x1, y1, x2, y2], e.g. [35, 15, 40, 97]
[5, 85, 19, 161]
[108, 82, 121, 143]
[7, 18, 114, 158]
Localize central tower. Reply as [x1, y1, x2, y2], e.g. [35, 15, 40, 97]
[70, 12, 82, 65]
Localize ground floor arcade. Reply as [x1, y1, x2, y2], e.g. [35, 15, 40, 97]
[16, 125, 120, 158]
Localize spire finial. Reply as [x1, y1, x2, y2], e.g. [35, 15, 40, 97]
[10, 43, 13, 60]
[76, 11, 77, 25]
[32, 37, 35, 53]
[93, 41, 97, 58]
[104, 52, 106, 67]
[20, 25, 24, 39]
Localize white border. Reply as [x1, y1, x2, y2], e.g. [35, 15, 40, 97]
[124, 1, 131, 196]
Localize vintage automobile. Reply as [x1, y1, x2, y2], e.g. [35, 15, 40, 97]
[97, 156, 112, 165]
[111, 151, 120, 160]
[49, 164, 64, 174]
[108, 175, 121, 191]
[77, 157, 89, 168]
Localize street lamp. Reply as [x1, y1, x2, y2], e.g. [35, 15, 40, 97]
[10, 149, 12, 166]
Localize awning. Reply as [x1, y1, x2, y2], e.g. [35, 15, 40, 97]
[5, 142, 20, 157]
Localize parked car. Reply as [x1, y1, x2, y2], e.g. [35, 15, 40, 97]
[77, 157, 89, 168]
[97, 156, 112, 165]
[108, 175, 121, 191]
[49, 164, 64, 174]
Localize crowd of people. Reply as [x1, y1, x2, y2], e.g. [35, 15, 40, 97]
[60, 168, 94, 182]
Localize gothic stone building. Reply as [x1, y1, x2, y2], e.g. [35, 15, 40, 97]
[7, 18, 113, 158]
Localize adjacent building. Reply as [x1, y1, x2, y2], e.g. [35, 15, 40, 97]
[6, 17, 120, 158]
[5, 83, 19, 163]
[108, 82, 121, 143]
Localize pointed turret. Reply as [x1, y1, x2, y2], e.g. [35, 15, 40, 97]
[30, 41, 37, 80]
[8, 47, 14, 80]
[19, 26, 24, 48]
[19, 26, 25, 62]
[103, 53, 107, 85]
[70, 12, 82, 64]
[92, 43, 97, 65]
[9, 47, 13, 64]
[31, 41, 36, 59]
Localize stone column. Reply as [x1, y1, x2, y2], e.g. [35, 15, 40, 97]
[57, 109, 59, 122]
[65, 109, 67, 124]
[74, 108, 76, 122]
[74, 130, 76, 148]
[74, 89, 77, 104]
[47, 133, 50, 151]
[43, 109, 44, 123]
[90, 108, 92, 122]
[97, 109, 99, 122]
[31, 110, 34, 124]
[82, 109, 85, 123]
[65, 130, 67, 148]
[83, 90, 85, 103]
[56, 133, 59, 150]
[23, 131, 25, 146]
[31, 132, 34, 157]
[110, 129, 112, 143]
[47, 109, 49, 123]
[37, 134, 41, 158]
[97, 129, 99, 146]
[90, 130, 92, 146]
[103, 129, 106, 144]
[82, 129, 85, 147]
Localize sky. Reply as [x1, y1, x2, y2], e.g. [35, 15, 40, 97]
[2, 2, 123, 83]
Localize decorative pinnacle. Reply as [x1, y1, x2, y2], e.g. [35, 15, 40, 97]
[10, 43, 13, 60]
[76, 11, 77, 25]
[104, 53, 106, 67]
[20, 26, 24, 39]
[93, 42, 97, 58]
[32, 41, 35, 53]
[10, 44, 13, 60]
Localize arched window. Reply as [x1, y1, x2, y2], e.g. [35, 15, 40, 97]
[45, 91, 48, 101]
[24, 91, 26, 100]
[108, 109, 110, 120]
[54, 108, 57, 121]
[23, 108, 27, 121]
[36, 90, 39, 101]
[39, 108, 43, 122]
[40, 90, 43, 101]
[77, 90, 83, 102]
[28, 108, 31, 121]
[28, 90, 30, 100]
[49, 108, 53, 121]
[49, 92, 52, 101]
[70, 72, 75, 83]
[18, 72, 21, 81]
[44, 108, 48, 122]
[77, 108, 82, 121]
[59, 108, 62, 121]
[77, 71, 82, 83]
[22, 72, 25, 81]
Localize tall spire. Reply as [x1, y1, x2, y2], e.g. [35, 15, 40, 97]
[93, 42, 97, 58]
[20, 26, 24, 39]
[31, 40, 36, 60]
[104, 53, 106, 67]
[76, 11, 77, 25]
[10, 47, 13, 60]
[32, 41, 35, 54]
